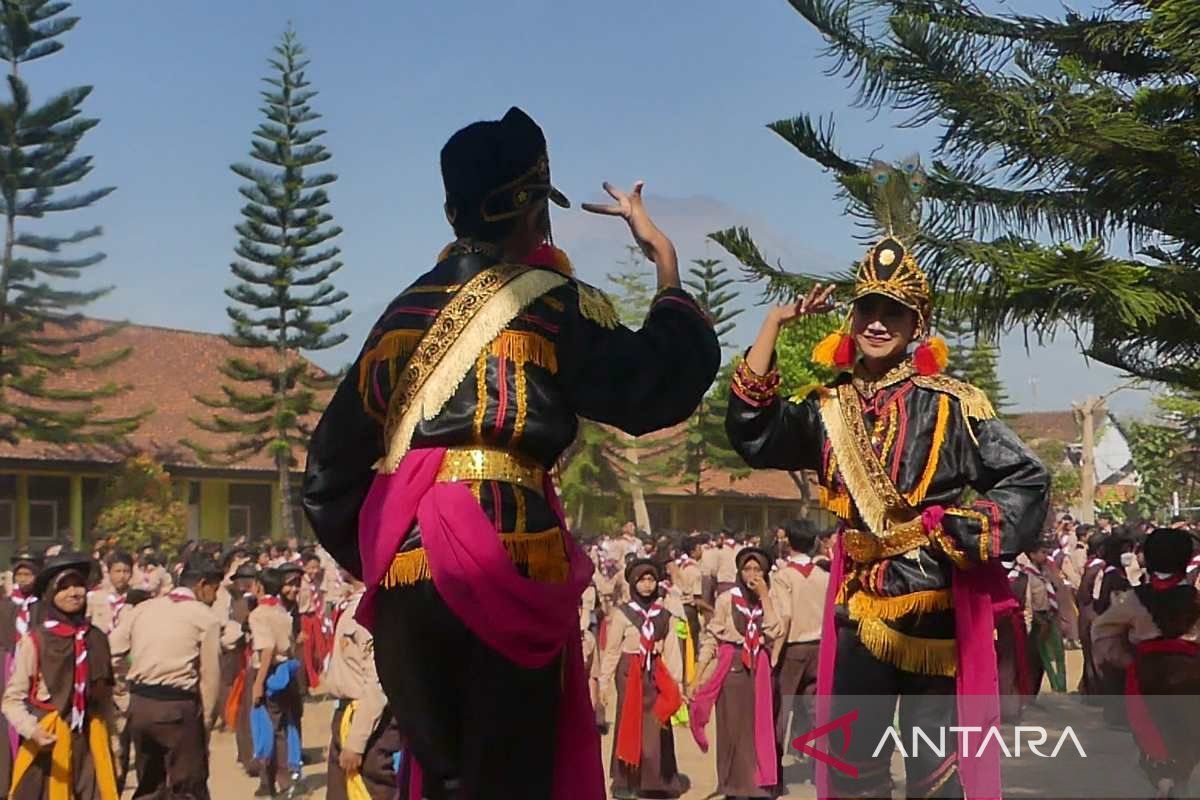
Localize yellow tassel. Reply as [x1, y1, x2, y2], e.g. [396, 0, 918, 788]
[927, 335, 949, 371]
[489, 330, 559, 374]
[380, 529, 567, 588]
[811, 331, 842, 368]
[857, 617, 958, 677]
[819, 486, 853, 520]
[907, 393, 950, 505]
[848, 589, 953, 622]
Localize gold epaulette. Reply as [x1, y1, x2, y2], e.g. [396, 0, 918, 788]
[911, 374, 996, 421]
[573, 281, 620, 329]
[788, 383, 824, 404]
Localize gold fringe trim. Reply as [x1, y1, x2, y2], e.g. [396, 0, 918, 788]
[819, 388, 893, 534]
[577, 283, 620, 329]
[540, 295, 565, 313]
[358, 329, 423, 410]
[848, 589, 953, 622]
[907, 393, 950, 506]
[381, 268, 569, 473]
[819, 486, 853, 520]
[380, 529, 568, 589]
[489, 329, 558, 374]
[857, 617, 957, 678]
[911, 374, 996, 444]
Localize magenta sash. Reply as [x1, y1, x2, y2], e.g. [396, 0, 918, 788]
[814, 537, 1004, 800]
[688, 642, 778, 788]
[355, 447, 604, 800]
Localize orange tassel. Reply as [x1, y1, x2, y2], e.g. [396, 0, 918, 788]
[527, 243, 574, 277]
[913, 335, 949, 375]
[811, 331, 842, 367]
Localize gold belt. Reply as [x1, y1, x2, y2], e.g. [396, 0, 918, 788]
[436, 447, 546, 496]
[842, 518, 929, 564]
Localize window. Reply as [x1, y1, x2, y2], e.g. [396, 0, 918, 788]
[229, 505, 252, 539]
[82, 477, 104, 539]
[229, 483, 273, 540]
[28, 475, 69, 541]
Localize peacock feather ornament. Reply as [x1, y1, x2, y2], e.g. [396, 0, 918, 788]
[812, 155, 948, 376]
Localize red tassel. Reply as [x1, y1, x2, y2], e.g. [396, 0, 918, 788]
[914, 342, 941, 375]
[833, 334, 856, 369]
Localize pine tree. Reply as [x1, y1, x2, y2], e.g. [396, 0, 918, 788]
[606, 245, 654, 327]
[713, 1, 1200, 391]
[0, 1, 145, 445]
[184, 28, 349, 538]
[684, 258, 742, 346]
[961, 335, 1011, 414]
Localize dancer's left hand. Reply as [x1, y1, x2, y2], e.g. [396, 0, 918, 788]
[339, 749, 363, 774]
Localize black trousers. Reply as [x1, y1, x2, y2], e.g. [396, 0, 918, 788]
[127, 691, 210, 800]
[373, 580, 562, 800]
[828, 622, 963, 799]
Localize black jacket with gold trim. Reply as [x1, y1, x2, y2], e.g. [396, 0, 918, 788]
[303, 249, 721, 578]
[726, 360, 1049, 677]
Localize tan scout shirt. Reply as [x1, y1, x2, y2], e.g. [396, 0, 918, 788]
[597, 603, 684, 696]
[699, 546, 721, 579]
[110, 588, 222, 726]
[1, 633, 116, 739]
[248, 600, 294, 667]
[321, 592, 386, 753]
[86, 589, 129, 635]
[716, 545, 742, 585]
[770, 557, 828, 646]
[677, 560, 703, 606]
[1091, 583, 1200, 670]
[696, 588, 784, 686]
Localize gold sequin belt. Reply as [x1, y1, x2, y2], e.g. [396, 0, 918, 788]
[436, 447, 546, 496]
[842, 518, 930, 564]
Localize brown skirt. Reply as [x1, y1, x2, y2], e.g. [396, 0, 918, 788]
[1134, 651, 1200, 786]
[11, 728, 106, 800]
[610, 653, 683, 798]
[715, 661, 778, 798]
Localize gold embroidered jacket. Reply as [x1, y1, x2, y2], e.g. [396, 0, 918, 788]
[726, 360, 1050, 677]
[303, 249, 721, 579]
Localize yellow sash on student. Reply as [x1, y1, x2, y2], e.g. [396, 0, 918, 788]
[338, 701, 371, 800]
[9, 711, 118, 800]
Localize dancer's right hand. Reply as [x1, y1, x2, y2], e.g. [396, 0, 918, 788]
[30, 726, 56, 748]
[771, 283, 837, 326]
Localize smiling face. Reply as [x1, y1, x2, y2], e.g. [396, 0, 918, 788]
[52, 572, 87, 615]
[281, 576, 300, 602]
[851, 295, 919, 369]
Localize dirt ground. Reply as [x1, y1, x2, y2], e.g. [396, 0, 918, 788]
[189, 649, 1165, 799]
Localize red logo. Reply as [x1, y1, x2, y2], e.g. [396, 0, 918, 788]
[792, 709, 859, 778]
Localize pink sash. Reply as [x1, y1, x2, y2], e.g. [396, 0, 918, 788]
[688, 642, 778, 788]
[355, 447, 604, 800]
[814, 537, 1004, 800]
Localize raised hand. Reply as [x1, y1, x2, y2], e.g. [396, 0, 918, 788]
[772, 283, 838, 326]
[582, 181, 677, 274]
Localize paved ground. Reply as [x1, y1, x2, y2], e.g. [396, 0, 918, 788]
[188, 649, 1172, 799]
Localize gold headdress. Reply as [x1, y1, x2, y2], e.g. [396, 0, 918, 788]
[813, 155, 948, 375]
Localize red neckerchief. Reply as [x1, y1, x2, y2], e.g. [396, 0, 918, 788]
[1149, 572, 1187, 591]
[787, 555, 816, 578]
[627, 600, 664, 672]
[41, 619, 88, 731]
[730, 587, 763, 669]
[677, 555, 696, 569]
[167, 588, 196, 603]
[333, 591, 363, 631]
[108, 592, 128, 628]
[11, 589, 36, 638]
[257, 595, 281, 608]
[1087, 558, 1104, 570]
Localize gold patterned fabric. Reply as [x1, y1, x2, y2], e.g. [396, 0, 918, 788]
[436, 447, 546, 497]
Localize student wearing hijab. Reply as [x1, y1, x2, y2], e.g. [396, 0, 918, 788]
[597, 559, 684, 799]
[2, 553, 117, 800]
[690, 548, 784, 799]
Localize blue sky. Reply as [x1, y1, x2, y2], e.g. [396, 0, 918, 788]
[34, 0, 1141, 413]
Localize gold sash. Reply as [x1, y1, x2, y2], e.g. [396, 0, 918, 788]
[818, 383, 915, 537]
[379, 264, 569, 473]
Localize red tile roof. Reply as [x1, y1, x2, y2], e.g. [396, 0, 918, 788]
[1009, 411, 1079, 445]
[0, 320, 328, 472]
[648, 467, 813, 500]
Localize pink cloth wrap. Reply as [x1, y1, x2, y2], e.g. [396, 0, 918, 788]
[814, 534, 1005, 800]
[354, 447, 605, 800]
[688, 642, 778, 789]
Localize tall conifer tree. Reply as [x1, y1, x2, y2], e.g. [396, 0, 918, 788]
[0, 0, 143, 445]
[185, 28, 349, 538]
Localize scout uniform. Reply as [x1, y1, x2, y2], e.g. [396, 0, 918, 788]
[1092, 529, 1200, 798]
[769, 551, 828, 747]
[248, 586, 301, 796]
[0, 551, 40, 797]
[699, 540, 721, 607]
[216, 564, 258, 769]
[726, 158, 1049, 799]
[303, 106, 719, 800]
[598, 560, 684, 799]
[322, 589, 401, 800]
[2, 553, 117, 800]
[1021, 550, 1068, 693]
[675, 541, 705, 656]
[1076, 542, 1107, 696]
[111, 577, 221, 798]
